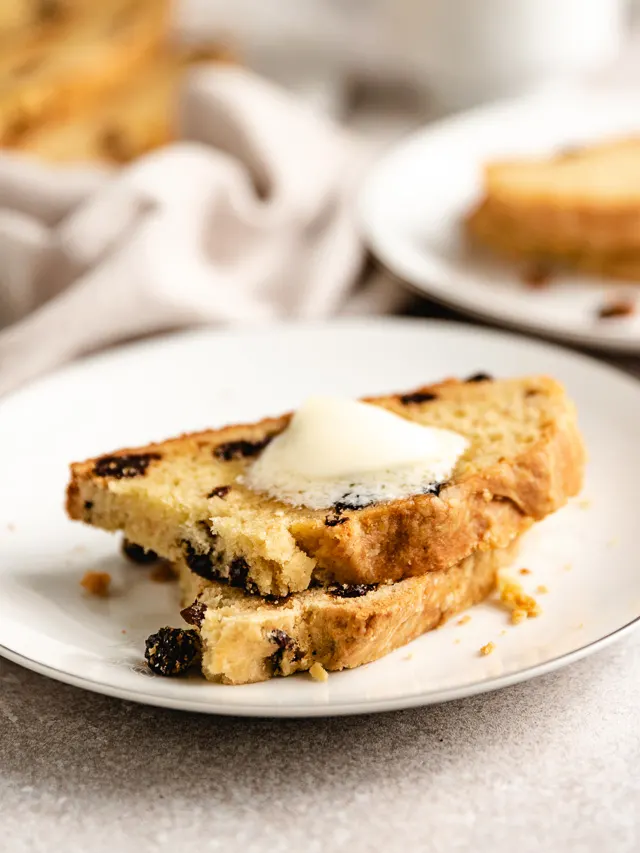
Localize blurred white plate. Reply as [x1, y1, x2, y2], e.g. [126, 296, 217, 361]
[360, 89, 640, 352]
[0, 319, 638, 716]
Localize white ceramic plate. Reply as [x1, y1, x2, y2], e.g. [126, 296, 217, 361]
[360, 89, 640, 353]
[0, 319, 638, 716]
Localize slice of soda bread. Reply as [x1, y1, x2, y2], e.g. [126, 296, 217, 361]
[19, 44, 235, 164]
[66, 375, 584, 597]
[466, 138, 640, 277]
[0, 0, 169, 146]
[176, 538, 520, 684]
[467, 196, 640, 281]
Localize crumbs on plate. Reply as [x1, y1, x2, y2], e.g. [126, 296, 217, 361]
[309, 662, 329, 682]
[597, 298, 635, 320]
[480, 642, 495, 656]
[457, 615, 472, 626]
[522, 261, 554, 289]
[498, 575, 541, 622]
[80, 571, 111, 597]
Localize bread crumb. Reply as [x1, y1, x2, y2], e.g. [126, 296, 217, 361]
[511, 609, 527, 625]
[519, 568, 531, 575]
[457, 615, 471, 626]
[522, 261, 553, 288]
[80, 571, 111, 597]
[498, 574, 541, 620]
[577, 498, 591, 510]
[453, 638, 461, 645]
[607, 538, 618, 548]
[6, 523, 15, 532]
[536, 584, 549, 594]
[150, 562, 175, 583]
[500, 629, 507, 636]
[121, 629, 127, 634]
[597, 298, 635, 320]
[480, 642, 495, 656]
[309, 662, 328, 682]
[403, 653, 414, 661]
[563, 563, 572, 572]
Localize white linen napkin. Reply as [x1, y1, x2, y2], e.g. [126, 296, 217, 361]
[0, 67, 400, 397]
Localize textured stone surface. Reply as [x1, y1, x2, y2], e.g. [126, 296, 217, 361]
[1, 633, 639, 853]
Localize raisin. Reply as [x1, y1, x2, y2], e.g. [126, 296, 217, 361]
[229, 556, 250, 589]
[213, 435, 276, 461]
[522, 262, 553, 288]
[93, 453, 161, 479]
[264, 593, 290, 604]
[400, 391, 437, 405]
[144, 627, 200, 676]
[121, 538, 159, 564]
[83, 500, 93, 511]
[35, 0, 66, 24]
[268, 629, 301, 674]
[4, 112, 30, 144]
[182, 541, 218, 581]
[99, 126, 133, 164]
[327, 583, 377, 598]
[597, 299, 635, 319]
[180, 600, 207, 628]
[423, 482, 446, 497]
[207, 485, 230, 499]
[465, 373, 492, 383]
[334, 498, 369, 513]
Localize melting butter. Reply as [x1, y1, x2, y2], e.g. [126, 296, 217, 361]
[243, 396, 468, 510]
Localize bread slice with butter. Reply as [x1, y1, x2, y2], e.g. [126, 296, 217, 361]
[66, 375, 584, 597]
[176, 538, 520, 684]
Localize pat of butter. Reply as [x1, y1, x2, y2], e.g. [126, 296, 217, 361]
[244, 396, 468, 510]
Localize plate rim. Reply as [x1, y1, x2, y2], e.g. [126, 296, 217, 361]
[3, 613, 639, 718]
[2, 317, 640, 717]
[359, 89, 640, 354]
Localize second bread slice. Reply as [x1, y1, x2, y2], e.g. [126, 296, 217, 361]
[177, 538, 520, 684]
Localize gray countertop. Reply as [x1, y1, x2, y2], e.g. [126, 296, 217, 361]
[2, 631, 639, 853]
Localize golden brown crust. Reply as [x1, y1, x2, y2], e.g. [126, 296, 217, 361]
[66, 376, 585, 594]
[467, 198, 640, 281]
[178, 539, 518, 684]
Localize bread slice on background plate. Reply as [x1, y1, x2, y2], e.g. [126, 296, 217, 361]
[466, 137, 640, 280]
[67, 375, 585, 597]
